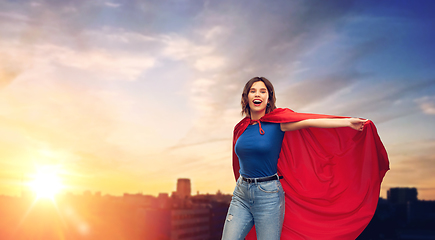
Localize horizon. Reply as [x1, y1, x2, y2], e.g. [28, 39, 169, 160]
[3, 176, 431, 201]
[1, 0, 435, 200]
[2, 180, 429, 201]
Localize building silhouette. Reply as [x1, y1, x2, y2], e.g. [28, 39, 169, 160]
[387, 187, 418, 204]
[177, 178, 191, 199]
[359, 187, 435, 240]
[133, 178, 228, 240]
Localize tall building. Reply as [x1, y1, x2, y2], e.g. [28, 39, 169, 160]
[387, 187, 418, 204]
[177, 178, 191, 199]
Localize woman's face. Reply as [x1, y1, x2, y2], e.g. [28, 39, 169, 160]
[248, 81, 269, 114]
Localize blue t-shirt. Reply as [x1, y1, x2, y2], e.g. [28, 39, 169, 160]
[235, 122, 285, 178]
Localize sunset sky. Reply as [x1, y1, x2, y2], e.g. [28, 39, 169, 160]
[1, 0, 434, 200]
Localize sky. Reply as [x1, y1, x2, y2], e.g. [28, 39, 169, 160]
[0, 0, 435, 200]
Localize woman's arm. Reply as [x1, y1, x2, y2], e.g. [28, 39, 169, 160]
[280, 118, 368, 132]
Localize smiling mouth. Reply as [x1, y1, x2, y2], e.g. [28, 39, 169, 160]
[253, 99, 262, 105]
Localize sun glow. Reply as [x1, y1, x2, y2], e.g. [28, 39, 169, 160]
[29, 167, 63, 199]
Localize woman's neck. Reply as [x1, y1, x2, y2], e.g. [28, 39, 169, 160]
[250, 110, 266, 121]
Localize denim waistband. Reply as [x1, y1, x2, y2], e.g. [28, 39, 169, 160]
[240, 173, 283, 184]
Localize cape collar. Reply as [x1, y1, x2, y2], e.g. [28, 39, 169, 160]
[249, 119, 265, 135]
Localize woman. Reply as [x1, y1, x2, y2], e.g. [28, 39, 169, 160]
[222, 77, 389, 240]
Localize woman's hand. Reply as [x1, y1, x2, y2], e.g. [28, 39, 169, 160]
[348, 118, 368, 131]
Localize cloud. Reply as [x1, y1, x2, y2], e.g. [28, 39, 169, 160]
[165, 0, 377, 147]
[39, 44, 156, 81]
[280, 73, 360, 110]
[386, 153, 435, 186]
[105, 2, 121, 8]
[415, 96, 435, 115]
[0, 58, 22, 89]
[345, 79, 435, 121]
[381, 139, 435, 199]
[0, 11, 30, 22]
[289, 77, 435, 126]
[0, 67, 129, 164]
[1, 33, 156, 83]
[194, 55, 226, 71]
[161, 34, 213, 61]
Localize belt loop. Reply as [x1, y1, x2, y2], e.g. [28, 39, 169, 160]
[254, 178, 257, 184]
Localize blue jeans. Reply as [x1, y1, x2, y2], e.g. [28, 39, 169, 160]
[221, 174, 285, 240]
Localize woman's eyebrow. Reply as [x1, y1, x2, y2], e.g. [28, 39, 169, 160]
[250, 87, 268, 90]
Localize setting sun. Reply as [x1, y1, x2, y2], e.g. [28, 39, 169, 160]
[29, 167, 63, 199]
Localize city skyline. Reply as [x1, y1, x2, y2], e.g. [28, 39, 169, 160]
[12, 176, 431, 202]
[2, 179, 434, 240]
[1, 1, 435, 200]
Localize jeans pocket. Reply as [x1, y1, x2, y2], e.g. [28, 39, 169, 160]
[257, 180, 279, 193]
[236, 177, 242, 187]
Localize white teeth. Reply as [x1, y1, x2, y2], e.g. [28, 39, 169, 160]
[253, 100, 262, 104]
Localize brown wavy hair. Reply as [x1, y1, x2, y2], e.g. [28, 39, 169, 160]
[241, 77, 277, 116]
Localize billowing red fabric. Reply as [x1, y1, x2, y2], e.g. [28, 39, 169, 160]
[232, 108, 389, 240]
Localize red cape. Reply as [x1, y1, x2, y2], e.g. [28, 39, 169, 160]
[232, 108, 389, 240]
